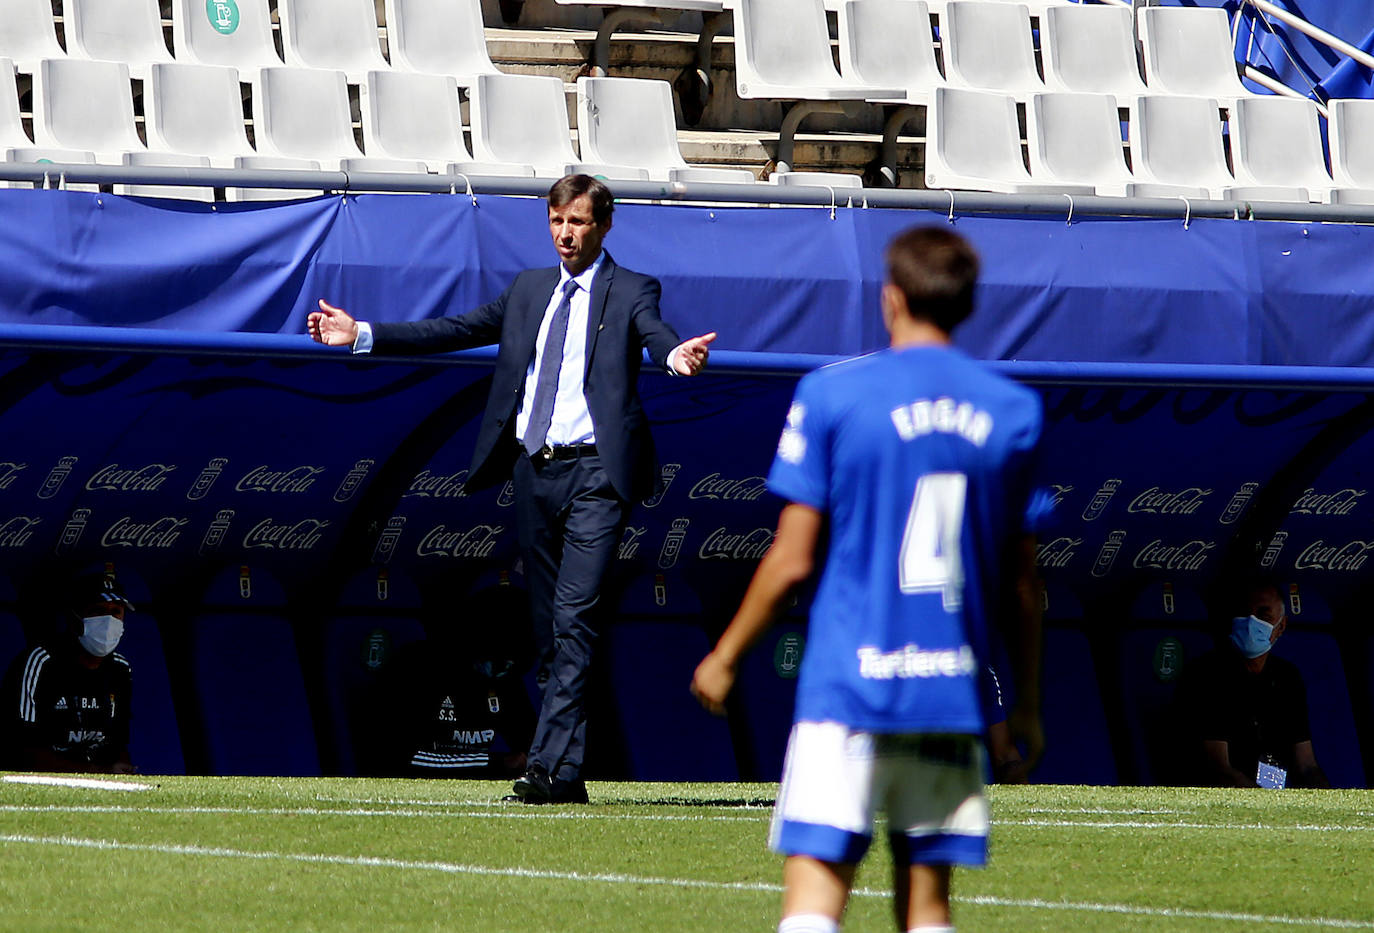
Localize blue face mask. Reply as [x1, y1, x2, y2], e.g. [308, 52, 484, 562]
[1230, 615, 1275, 659]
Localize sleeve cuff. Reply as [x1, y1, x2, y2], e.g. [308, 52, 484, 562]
[666, 344, 682, 375]
[352, 321, 374, 354]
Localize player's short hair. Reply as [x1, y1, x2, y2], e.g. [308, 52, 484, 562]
[548, 174, 615, 224]
[884, 226, 980, 333]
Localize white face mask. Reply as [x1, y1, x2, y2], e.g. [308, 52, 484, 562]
[78, 615, 124, 658]
[1230, 614, 1275, 659]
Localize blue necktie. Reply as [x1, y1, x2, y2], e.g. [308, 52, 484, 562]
[523, 278, 580, 457]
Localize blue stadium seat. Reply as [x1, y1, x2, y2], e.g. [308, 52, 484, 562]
[188, 566, 320, 776]
[1030, 626, 1118, 785]
[603, 619, 738, 781]
[1113, 625, 1215, 785]
[1273, 629, 1365, 788]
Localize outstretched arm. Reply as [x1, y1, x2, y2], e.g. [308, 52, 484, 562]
[672, 332, 718, 376]
[308, 300, 360, 347]
[691, 503, 822, 714]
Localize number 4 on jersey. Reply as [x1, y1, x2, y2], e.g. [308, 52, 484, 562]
[899, 472, 967, 611]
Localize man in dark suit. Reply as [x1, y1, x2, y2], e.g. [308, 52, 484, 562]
[309, 174, 715, 803]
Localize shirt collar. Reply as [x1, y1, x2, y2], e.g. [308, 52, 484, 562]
[559, 251, 606, 293]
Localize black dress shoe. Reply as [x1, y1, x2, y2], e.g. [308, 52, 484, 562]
[551, 778, 589, 805]
[511, 766, 553, 804]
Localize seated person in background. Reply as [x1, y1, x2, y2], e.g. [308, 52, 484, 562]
[2, 570, 135, 774]
[360, 600, 537, 779]
[1174, 579, 1327, 788]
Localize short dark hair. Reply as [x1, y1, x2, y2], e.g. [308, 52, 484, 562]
[884, 226, 980, 333]
[548, 174, 614, 224]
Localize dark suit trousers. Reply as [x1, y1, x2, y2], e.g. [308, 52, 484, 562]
[513, 450, 627, 785]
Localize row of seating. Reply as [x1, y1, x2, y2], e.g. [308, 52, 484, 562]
[929, 87, 1374, 203]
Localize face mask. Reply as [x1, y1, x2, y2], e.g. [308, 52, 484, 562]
[1230, 615, 1275, 659]
[78, 615, 124, 658]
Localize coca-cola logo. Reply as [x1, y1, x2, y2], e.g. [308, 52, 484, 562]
[0, 515, 40, 547]
[417, 524, 504, 559]
[1294, 539, 1374, 572]
[403, 470, 470, 499]
[1127, 487, 1213, 516]
[688, 473, 769, 502]
[1048, 484, 1073, 506]
[101, 515, 188, 549]
[0, 461, 27, 490]
[1132, 538, 1215, 572]
[1036, 536, 1082, 569]
[618, 526, 646, 560]
[235, 465, 325, 494]
[1290, 488, 1365, 517]
[243, 518, 331, 551]
[86, 463, 178, 493]
[698, 526, 776, 561]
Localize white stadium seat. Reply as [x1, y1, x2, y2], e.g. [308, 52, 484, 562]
[228, 153, 324, 202]
[925, 86, 1091, 194]
[1329, 98, 1374, 205]
[576, 76, 753, 184]
[361, 70, 533, 176]
[1026, 91, 1133, 197]
[1126, 94, 1232, 199]
[279, 0, 390, 83]
[253, 67, 422, 173]
[384, 0, 503, 85]
[0, 0, 66, 74]
[146, 63, 256, 168]
[769, 170, 863, 188]
[33, 58, 145, 164]
[172, 0, 284, 83]
[731, 0, 903, 101]
[0, 57, 97, 189]
[837, 0, 943, 106]
[941, 2, 1044, 98]
[1138, 6, 1255, 104]
[468, 73, 584, 178]
[1226, 95, 1331, 203]
[65, 0, 175, 81]
[116, 151, 216, 201]
[1041, 4, 1149, 99]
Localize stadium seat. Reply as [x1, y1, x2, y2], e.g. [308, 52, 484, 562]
[1026, 91, 1133, 197]
[119, 608, 187, 776]
[1040, 4, 1149, 99]
[1272, 629, 1365, 788]
[0, 0, 66, 75]
[940, 2, 1044, 98]
[769, 170, 863, 189]
[603, 620, 738, 781]
[361, 70, 533, 176]
[467, 73, 591, 178]
[0, 58, 32, 150]
[32, 58, 145, 165]
[64, 0, 175, 81]
[278, 0, 390, 83]
[225, 154, 325, 201]
[383, 0, 503, 86]
[575, 77, 753, 184]
[146, 63, 256, 168]
[1137, 6, 1255, 105]
[1112, 625, 1215, 785]
[115, 150, 216, 201]
[171, 0, 284, 83]
[837, 0, 943, 106]
[1326, 98, 1374, 205]
[1029, 626, 1118, 785]
[925, 87, 1092, 195]
[1226, 96, 1331, 204]
[188, 566, 321, 776]
[253, 67, 424, 174]
[1125, 94, 1233, 200]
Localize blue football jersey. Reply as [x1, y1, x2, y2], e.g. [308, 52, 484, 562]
[769, 345, 1042, 734]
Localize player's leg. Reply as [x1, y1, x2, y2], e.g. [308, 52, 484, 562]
[770, 722, 877, 931]
[779, 856, 856, 932]
[892, 862, 952, 930]
[883, 735, 988, 932]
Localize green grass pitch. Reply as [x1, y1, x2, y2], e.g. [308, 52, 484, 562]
[2, 774, 1373, 931]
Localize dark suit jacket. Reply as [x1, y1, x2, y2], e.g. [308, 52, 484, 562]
[371, 253, 681, 502]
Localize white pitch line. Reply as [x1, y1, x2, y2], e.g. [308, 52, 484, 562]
[2, 775, 153, 793]
[0, 804, 764, 823]
[1008, 818, 1374, 833]
[1, 833, 1371, 929]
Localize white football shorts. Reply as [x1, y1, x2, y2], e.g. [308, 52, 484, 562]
[769, 720, 989, 866]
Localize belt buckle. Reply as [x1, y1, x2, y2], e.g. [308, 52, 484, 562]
[539, 443, 554, 461]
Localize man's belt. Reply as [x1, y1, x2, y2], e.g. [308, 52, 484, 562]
[528, 443, 598, 461]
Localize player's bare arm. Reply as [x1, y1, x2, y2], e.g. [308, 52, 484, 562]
[691, 503, 822, 714]
[308, 299, 360, 347]
[1004, 533, 1046, 769]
